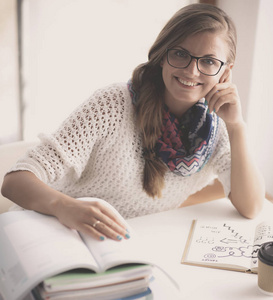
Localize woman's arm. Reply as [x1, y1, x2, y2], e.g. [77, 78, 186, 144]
[206, 70, 265, 218]
[1, 171, 129, 240]
[225, 121, 265, 218]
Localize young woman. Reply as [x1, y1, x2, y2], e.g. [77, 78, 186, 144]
[1, 4, 265, 241]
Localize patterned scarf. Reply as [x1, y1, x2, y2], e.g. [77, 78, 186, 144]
[128, 80, 220, 176]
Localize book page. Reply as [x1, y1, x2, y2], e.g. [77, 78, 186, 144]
[77, 197, 154, 272]
[182, 220, 257, 271]
[0, 211, 98, 300]
[250, 222, 273, 270]
[80, 230, 152, 272]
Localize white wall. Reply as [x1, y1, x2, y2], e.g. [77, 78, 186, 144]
[0, 0, 21, 144]
[218, 0, 273, 196]
[218, 0, 260, 121]
[247, 0, 273, 195]
[22, 0, 192, 140]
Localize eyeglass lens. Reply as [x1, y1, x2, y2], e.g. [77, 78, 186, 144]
[167, 49, 222, 76]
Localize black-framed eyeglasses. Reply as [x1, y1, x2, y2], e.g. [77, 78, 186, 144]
[166, 48, 227, 76]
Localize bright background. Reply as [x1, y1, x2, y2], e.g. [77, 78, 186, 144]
[1, 0, 273, 195]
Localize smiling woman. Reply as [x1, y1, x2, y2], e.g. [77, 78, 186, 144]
[161, 32, 231, 117]
[1, 3, 265, 242]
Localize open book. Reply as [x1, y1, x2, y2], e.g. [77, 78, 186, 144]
[181, 219, 273, 273]
[0, 198, 156, 300]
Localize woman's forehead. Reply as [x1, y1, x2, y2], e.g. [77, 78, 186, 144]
[174, 31, 229, 59]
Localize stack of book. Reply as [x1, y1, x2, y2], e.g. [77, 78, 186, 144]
[32, 265, 153, 300]
[0, 199, 156, 300]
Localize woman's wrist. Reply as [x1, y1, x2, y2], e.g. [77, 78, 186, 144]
[225, 119, 247, 141]
[49, 192, 75, 219]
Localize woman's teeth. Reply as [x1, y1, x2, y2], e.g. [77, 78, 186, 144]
[177, 78, 199, 86]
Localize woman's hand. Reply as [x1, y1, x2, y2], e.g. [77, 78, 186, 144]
[205, 70, 243, 126]
[55, 196, 130, 241]
[2, 171, 129, 241]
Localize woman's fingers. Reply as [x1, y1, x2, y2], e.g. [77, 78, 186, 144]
[97, 202, 127, 230]
[86, 216, 129, 242]
[80, 222, 107, 241]
[219, 68, 232, 83]
[87, 202, 129, 237]
[208, 89, 231, 113]
[57, 198, 130, 242]
[77, 219, 126, 242]
[89, 219, 126, 241]
[206, 82, 237, 113]
[80, 201, 130, 241]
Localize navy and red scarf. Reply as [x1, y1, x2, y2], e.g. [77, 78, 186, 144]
[128, 80, 219, 176]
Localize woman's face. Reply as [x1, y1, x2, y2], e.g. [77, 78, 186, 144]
[161, 31, 231, 116]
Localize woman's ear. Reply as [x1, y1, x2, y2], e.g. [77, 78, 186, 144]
[219, 63, 234, 83]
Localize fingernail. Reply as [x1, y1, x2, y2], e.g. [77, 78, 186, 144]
[204, 99, 208, 106]
[100, 236, 105, 241]
[207, 107, 210, 114]
[125, 233, 131, 239]
[117, 235, 122, 240]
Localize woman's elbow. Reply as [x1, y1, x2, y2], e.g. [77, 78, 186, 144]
[230, 193, 265, 219]
[1, 171, 29, 200]
[242, 201, 264, 219]
[1, 173, 14, 199]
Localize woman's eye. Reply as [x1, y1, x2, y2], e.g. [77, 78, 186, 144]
[175, 50, 188, 58]
[201, 58, 215, 65]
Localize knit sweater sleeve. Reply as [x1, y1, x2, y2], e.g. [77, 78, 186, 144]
[9, 83, 127, 185]
[210, 118, 231, 197]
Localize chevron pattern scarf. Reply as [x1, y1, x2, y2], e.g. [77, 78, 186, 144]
[128, 80, 220, 176]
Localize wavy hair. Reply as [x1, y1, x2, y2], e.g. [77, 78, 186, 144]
[131, 3, 237, 198]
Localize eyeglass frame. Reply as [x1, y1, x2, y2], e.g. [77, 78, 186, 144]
[166, 48, 227, 76]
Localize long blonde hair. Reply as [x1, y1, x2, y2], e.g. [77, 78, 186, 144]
[132, 3, 237, 198]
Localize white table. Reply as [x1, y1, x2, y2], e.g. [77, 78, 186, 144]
[127, 198, 273, 300]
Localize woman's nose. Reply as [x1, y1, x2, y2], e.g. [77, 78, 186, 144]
[185, 59, 200, 76]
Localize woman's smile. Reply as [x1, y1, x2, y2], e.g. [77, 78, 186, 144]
[175, 76, 203, 88]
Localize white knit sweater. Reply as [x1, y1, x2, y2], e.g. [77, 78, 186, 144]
[11, 83, 231, 219]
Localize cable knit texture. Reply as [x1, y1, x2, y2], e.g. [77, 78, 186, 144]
[10, 83, 231, 219]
